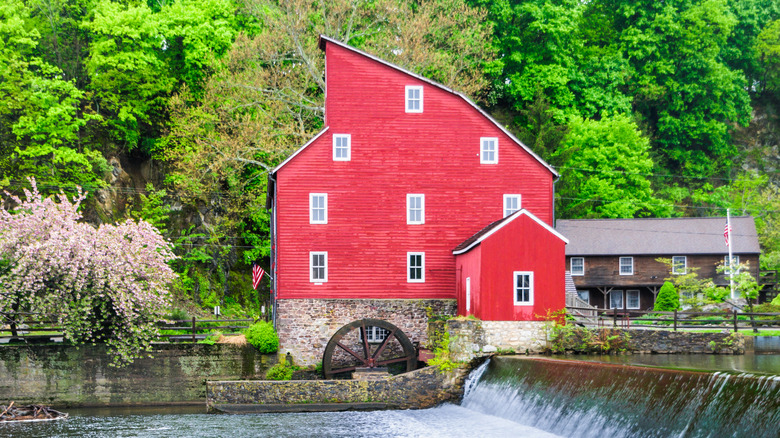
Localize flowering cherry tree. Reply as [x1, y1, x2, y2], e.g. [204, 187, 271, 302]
[0, 179, 177, 365]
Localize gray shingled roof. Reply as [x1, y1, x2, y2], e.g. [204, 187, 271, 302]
[556, 216, 760, 256]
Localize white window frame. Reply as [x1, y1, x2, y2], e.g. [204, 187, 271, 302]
[309, 193, 327, 224]
[405, 85, 423, 113]
[513, 271, 534, 306]
[626, 290, 640, 309]
[724, 255, 740, 273]
[480, 137, 498, 164]
[359, 326, 390, 344]
[619, 257, 633, 275]
[503, 194, 521, 217]
[570, 257, 585, 276]
[672, 256, 687, 275]
[407, 252, 425, 283]
[407, 194, 425, 225]
[576, 290, 590, 304]
[310, 251, 327, 283]
[609, 290, 624, 309]
[333, 134, 351, 161]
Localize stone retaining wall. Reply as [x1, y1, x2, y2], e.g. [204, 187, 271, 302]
[0, 343, 277, 406]
[276, 299, 457, 366]
[444, 319, 745, 359]
[626, 330, 744, 354]
[207, 365, 469, 412]
[446, 319, 549, 362]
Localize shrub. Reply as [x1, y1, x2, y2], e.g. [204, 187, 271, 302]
[265, 363, 293, 380]
[654, 281, 680, 312]
[428, 332, 459, 372]
[244, 321, 279, 353]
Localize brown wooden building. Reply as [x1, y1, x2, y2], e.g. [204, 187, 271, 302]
[555, 217, 761, 310]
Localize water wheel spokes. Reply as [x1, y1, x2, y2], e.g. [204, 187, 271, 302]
[322, 318, 417, 379]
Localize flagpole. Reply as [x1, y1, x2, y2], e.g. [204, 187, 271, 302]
[727, 209, 735, 300]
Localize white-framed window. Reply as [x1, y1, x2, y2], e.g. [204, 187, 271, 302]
[407, 194, 425, 224]
[609, 290, 624, 309]
[503, 194, 521, 217]
[724, 255, 740, 273]
[570, 257, 585, 276]
[310, 251, 327, 283]
[405, 85, 423, 113]
[577, 290, 589, 304]
[619, 257, 633, 275]
[310, 193, 327, 224]
[672, 256, 687, 275]
[480, 137, 498, 164]
[627, 290, 640, 309]
[408, 252, 425, 283]
[513, 271, 534, 305]
[359, 326, 390, 344]
[333, 134, 351, 161]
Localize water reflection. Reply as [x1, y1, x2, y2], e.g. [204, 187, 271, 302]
[566, 352, 780, 374]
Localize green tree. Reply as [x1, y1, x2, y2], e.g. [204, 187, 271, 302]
[654, 281, 680, 312]
[615, 0, 752, 179]
[0, 0, 106, 190]
[83, 0, 174, 149]
[553, 114, 670, 218]
[755, 18, 780, 96]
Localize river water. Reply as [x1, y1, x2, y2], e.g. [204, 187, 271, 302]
[2, 355, 778, 438]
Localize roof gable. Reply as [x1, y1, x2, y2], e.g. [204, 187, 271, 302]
[270, 35, 557, 177]
[556, 216, 760, 256]
[453, 209, 568, 255]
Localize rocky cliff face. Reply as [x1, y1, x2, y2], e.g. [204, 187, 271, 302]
[734, 101, 780, 184]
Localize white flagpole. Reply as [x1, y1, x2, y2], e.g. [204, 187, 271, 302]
[727, 209, 735, 300]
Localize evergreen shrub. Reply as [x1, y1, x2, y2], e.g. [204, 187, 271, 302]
[654, 281, 680, 312]
[244, 321, 279, 353]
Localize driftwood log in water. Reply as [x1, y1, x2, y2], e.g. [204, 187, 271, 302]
[0, 402, 69, 422]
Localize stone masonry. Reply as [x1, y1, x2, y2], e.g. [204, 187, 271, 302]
[447, 319, 550, 362]
[276, 299, 457, 366]
[207, 365, 471, 412]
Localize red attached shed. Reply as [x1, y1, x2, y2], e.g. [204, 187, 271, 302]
[454, 209, 568, 321]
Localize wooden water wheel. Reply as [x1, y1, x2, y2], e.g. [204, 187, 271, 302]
[322, 318, 417, 379]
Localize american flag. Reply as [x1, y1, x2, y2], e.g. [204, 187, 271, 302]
[724, 223, 731, 246]
[252, 263, 265, 290]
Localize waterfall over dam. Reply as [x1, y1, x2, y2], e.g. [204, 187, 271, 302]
[461, 356, 779, 438]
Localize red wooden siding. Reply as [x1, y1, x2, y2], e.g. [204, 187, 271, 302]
[456, 246, 482, 317]
[274, 40, 555, 300]
[456, 213, 566, 321]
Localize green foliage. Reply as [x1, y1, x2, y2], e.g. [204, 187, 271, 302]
[553, 114, 669, 218]
[428, 331, 460, 372]
[130, 184, 171, 233]
[0, 0, 107, 190]
[244, 321, 279, 353]
[265, 362, 293, 380]
[755, 19, 780, 96]
[548, 323, 632, 354]
[654, 281, 680, 312]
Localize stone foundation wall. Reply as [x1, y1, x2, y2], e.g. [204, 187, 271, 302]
[0, 344, 277, 406]
[207, 365, 469, 412]
[446, 319, 549, 361]
[276, 299, 457, 366]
